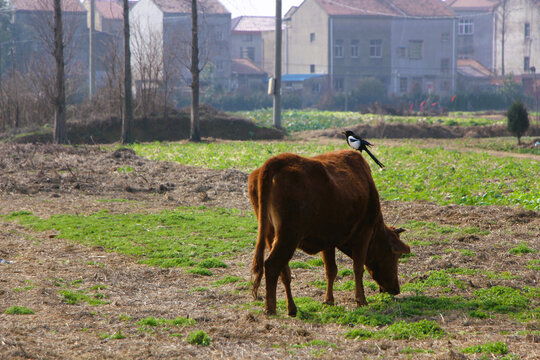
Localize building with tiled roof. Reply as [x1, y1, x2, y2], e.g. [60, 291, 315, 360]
[7, 0, 88, 73]
[448, 0, 540, 78]
[130, 0, 231, 92]
[82, 0, 124, 35]
[231, 16, 275, 70]
[286, 0, 457, 96]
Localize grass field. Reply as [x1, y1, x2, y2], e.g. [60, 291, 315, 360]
[235, 109, 507, 132]
[129, 139, 540, 210]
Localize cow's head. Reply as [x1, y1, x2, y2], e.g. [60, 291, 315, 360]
[365, 227, 410, 296]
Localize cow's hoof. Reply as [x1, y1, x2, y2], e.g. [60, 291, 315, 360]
[323, 300, 335, 306]
[288, 309, 297, 317]
[355, 300, 368, 307]
[265, 309, 277, 316]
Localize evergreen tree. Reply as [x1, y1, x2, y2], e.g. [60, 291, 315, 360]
[506, 100, 529, 145]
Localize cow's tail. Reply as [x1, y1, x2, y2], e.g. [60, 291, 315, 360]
[251, 156, 288, 300]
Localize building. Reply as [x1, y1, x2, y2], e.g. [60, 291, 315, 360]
[231, 16, 275, 70]
[82, 0, 124, 36]
[285, 0, 456, 96]
[230, 58, 267, 92]
[448, 0, 540, 78]
[130, 0, 231, 91]
[6, 0, 88, 72]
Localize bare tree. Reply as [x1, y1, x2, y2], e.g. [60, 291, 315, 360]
[121, 0, 133, 144]
[53, 0, 67, 144]
[190, 0, 200, 142]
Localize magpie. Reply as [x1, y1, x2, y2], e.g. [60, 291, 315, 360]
[343, 130, 385, 168]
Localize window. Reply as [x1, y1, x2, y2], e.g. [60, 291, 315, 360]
[334, 78, 344, 91]
[243, 34, 253, 42]
[369, 39, 382, 58]
[397, 47, 406, 58]
[215, 60, 224, 71]
[399, 77, 408, 93]
[524, 56, 530, 72]
[310, 64, 315, 73]
[312, 82, 321, 94]
[525, 23, 531, 39]
[440, 58, 450, 73]
[215, 31, 224, 41]
[408, 40, 423, 60]
[441, 80, 450, 91]
[310, 33, 315, 42]
[334, 40, 344, 58]
[458, 18, 473, 35]
[441, 33, 450, 42]
[350, 40, 359, 58]
[241, 47, 255, 61]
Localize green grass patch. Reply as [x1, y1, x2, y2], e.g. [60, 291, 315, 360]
[4, 207, 256, 268]
[236, 109, 503, 133]
[137, 316, 195, 331]
[129, 141, 539, 210]
[461, 341, 508, 355]
[100, 330, 126, 340]
[289, 261, 312, 269]
[213, 275, 242, 285]
[385, 319, 445, 339]
[187, 330, 211, 346]
[527, 259, 540, 271]
[402, 270, 465, 295]
[198, 258, 228, 269]
[5, 306, 35, 315]
[60, 290, 108, 306]
[306, 258, 324, 267]
[187, 268, 213, 276]
[509, 243, 537, 255]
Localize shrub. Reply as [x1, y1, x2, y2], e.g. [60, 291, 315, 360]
[507, 100, 530, 144]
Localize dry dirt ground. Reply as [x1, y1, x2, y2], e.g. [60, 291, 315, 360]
[0, 143, 538, 359]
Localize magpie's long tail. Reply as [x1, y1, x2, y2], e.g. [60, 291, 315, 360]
[363, 147, 385, 168]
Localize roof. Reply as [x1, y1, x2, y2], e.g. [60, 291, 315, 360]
[231, 16, 275, 32]
[152, 0, 229, 15]
[94, 1, 124, 20]
[231, 58, 267, 76]
[314, 0, 454, 18]
[447, 0, 501, 12]
[457, 59, 493, 78]
[10, 0, 86, 12]
[282, 74, 326, 82]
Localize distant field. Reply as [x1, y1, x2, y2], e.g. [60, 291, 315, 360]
[130, 140, 539, 210]
[235, 109, 506, 132]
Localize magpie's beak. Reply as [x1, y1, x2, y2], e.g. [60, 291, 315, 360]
[342, 131, 347, 137]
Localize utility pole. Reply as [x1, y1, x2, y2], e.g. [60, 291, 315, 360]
[121, 0, 133, 144]
[190, 0, 200, 142]
[273, 0, 282, 128]
[89, 0, 95, 98]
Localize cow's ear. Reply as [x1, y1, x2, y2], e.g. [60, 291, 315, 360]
[395, 228, 406, 235]
[389, 235, 410, 255]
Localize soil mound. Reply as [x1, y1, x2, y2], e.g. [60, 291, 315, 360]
[4, 107, 284, 144]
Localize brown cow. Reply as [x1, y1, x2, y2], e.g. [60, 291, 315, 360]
[248, 149, 410, 316]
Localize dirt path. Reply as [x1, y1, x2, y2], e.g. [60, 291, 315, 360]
[0, 144, 538, 359]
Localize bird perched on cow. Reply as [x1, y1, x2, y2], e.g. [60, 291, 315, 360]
[343, 130, 384, 168]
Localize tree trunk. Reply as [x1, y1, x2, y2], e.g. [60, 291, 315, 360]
[53, 0, 68, 144]
[121, 0, 133, 144]
[190, 0, 200, 142]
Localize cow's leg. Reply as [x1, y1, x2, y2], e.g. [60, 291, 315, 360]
[322, 248, 337, 305]
[280, 265, 297, 316]
[264, 232, 297, 316]
[351, 245, 369, 307]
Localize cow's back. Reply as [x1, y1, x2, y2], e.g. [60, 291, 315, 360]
[252, 150, 381, 252]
